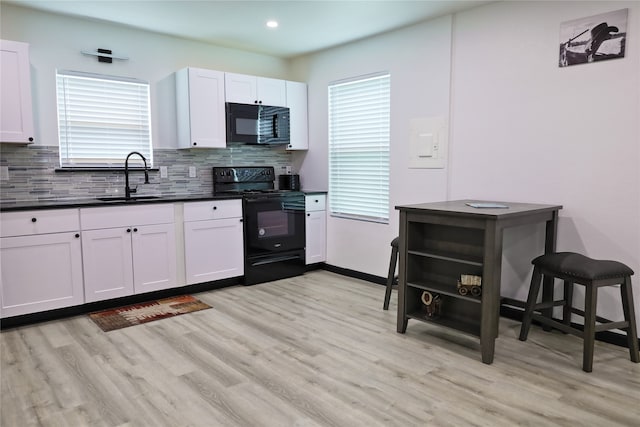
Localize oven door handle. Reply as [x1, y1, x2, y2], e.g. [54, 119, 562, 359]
[251, 254, 302, 266]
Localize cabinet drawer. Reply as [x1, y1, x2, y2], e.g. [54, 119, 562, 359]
[0, 209, 80, 237]
[81, 204, 174, 230]
[305, 195, 326, 212]
[184, 199, 242, 222]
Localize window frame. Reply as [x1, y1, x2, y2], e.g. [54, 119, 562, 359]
[328, 72, 391, 224]
[56, 70, 153, 169]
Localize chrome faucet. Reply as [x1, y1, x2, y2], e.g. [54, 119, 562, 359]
[124, 151, 150, 199]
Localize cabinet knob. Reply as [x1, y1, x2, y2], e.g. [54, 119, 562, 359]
[307, 213, 310, 217]
[127, 228, 132, 233]
[213, 206, 217, 210]
[315, 199, 318, 203]
[133, 228, 138, 232]
[31, 217, 37, 223]
[28, 137, 34, 142]
[239, 219, 243, 222]
[254, 100, 258, 104]
[193, 142, 197, 146]
[75, 233, 80, 238]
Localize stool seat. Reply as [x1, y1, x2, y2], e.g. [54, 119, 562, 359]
[533, 252, 634, 281]
[519, 252, 639, 372]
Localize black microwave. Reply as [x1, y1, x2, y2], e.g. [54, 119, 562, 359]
[226, 102, 290, 145]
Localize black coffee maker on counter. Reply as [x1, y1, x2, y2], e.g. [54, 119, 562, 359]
[278, 174, 300, 191]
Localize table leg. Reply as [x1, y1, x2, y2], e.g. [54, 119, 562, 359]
[481, 221, 503, 364]
[541, 211, 559, 331]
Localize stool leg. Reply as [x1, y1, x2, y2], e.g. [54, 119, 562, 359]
[519, 267, 542, 341]
[383, 245, 398, 310]
[562, 280, 574, 328]
[582, 284, 598, 373]
[620, 276, 640, 363]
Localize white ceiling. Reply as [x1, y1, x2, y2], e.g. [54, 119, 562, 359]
[5, 0, 492, 58]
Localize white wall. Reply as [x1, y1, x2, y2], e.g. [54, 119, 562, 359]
[291, 16, 454, 276]
[0, 4, 290, 149]
[294, 0, 639, 326]
[450, 1, 639, 320]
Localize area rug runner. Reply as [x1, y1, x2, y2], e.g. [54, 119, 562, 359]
[89, 295, 211, 332]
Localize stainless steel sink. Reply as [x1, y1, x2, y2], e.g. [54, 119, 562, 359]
[96, 195, 162, 202]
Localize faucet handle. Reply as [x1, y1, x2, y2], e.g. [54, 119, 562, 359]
[130, 187, 137, 194]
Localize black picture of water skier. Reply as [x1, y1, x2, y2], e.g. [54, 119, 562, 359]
[559, 9, 627, 67]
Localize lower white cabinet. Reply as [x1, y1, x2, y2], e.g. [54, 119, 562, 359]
[183, 200, 244, 284]
[305, 195, 327, 264]
[0, 209, 84, 318]
[81, 204, 177, 302]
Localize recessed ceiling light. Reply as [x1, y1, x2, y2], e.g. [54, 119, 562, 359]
[266, 20, 279, 29]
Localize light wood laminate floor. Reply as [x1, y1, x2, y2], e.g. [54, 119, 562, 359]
[2, 270, 639, 426]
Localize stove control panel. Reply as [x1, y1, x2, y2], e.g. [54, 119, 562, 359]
[213, 166, 275, 183]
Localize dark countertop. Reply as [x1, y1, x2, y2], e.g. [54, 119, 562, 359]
[0, 194, 242, 212]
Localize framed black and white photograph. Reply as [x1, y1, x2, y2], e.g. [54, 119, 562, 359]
[559, 9, 628, 67]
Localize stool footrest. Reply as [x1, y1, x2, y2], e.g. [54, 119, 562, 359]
[533, 300, 568, 310]
[570, 307, 620, 325]
[594, 321, 630, 333]
[531, 314, 583, 337]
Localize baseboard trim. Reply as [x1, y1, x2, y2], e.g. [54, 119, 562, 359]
[322, 263, 386, 285]
[0, 277, 240, 330]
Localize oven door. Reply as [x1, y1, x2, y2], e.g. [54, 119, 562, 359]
[243, 193, 305, 256]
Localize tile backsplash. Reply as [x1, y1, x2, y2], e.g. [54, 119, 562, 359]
[0, 143, 292, 202]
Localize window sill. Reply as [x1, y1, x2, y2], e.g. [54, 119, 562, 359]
[55, 167, 159, 172]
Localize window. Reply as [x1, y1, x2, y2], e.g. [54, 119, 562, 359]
[56, 70, 152, 168]
[328, 73, 390, 223]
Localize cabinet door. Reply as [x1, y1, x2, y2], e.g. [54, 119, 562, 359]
[225, 72, 257, 104]
[305, 210, 326, 264]
[1, 232, 83, 318]
[82, 228, 134, 303]
[0, 40, 34, 144]
[184, 217, 244, 284]
[176, 67, 226, 148]
[257, 77, 287, 107]
[132, 223, 177, 294]
[286, 81, 309, 150]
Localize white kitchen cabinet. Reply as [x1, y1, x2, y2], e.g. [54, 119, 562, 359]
[225, 72, 287, 107]
[183, 199, 244, 284]
[0, 209, 83, 317]
[81, 204, 177, 302]
[286, 80, 309, 151]
[0, 39, 34, 144]
[176, 67, 226, 148]
[305, 195, 326, 264]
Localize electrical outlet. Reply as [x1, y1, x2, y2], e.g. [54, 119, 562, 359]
[160, 166, 168, 178]
[0, 166, 8, 180]
[188, 166, 196, 178]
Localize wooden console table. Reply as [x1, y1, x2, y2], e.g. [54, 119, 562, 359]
[395, 199, 562, 364]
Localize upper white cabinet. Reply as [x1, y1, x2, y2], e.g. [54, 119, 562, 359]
[225, 72, 287, 107]
[81, 204, 177, 302]
[0, 209, 84, 318]
[176, 67, 226, 149]
[286, 81, 309, 151]
[0, 40, 34, 144]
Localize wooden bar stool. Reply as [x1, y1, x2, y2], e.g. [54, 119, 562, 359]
[519, 252, 639, 372]
[383, 237, 399, 310]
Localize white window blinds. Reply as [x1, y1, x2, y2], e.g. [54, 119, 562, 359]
[328, 73, 390, 223]
[56, 70, 152, 168]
